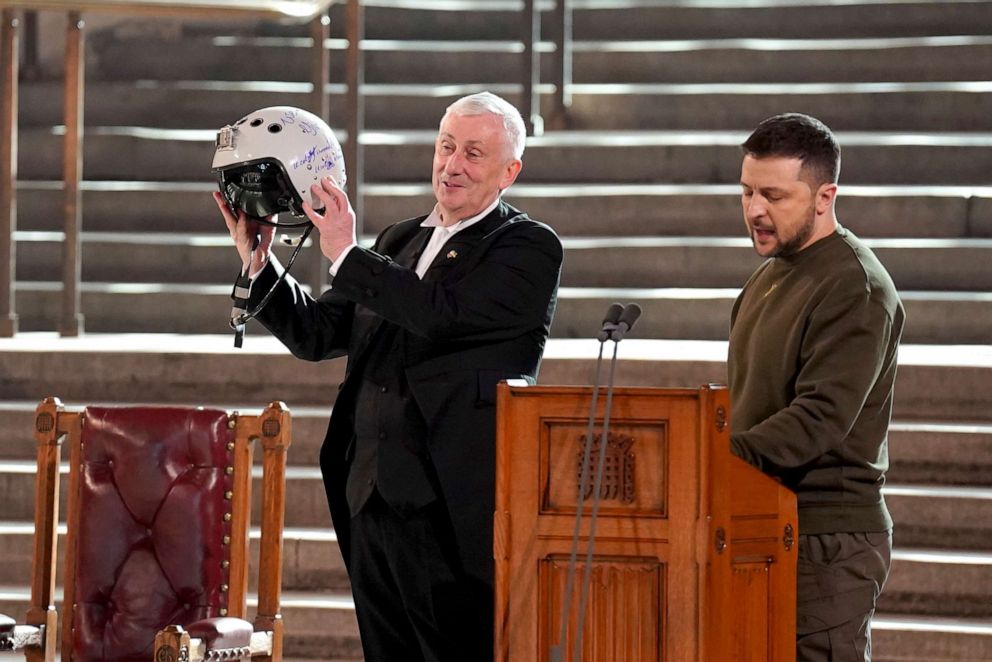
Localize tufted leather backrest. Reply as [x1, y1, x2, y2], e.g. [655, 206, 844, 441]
[71, 407, 236, 662]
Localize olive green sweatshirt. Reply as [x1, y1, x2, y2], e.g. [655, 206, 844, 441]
[728, 226, 905, 535]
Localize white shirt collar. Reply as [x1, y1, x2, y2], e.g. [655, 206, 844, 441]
[420, 197, 501, 234]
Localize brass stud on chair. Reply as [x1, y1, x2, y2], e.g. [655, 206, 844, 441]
[227, 417, 236, 430]
[219, 608, 228, 617]
[224, 490, 233, 500]
[223, 513, 232, 522]
[221, 584, 228, 593]
[223, 535, 231, 545]
[225, 466, 234, 475]
[222, 560, 230, 569]
[227, 441, 235, 451]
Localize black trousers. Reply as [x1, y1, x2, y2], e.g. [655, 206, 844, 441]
[796, 531, 893, 662]
[348, 490, 493, 662]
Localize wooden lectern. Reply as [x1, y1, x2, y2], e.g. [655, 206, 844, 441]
[494, 383, 797, 662]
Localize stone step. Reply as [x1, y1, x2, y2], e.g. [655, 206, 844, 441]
[556, 289, 992, 345]
[884, 484, 992, 550]
[14, 181, 992, 240]
[0, 587, 361, 659]
[13, 232, 323, 285]
[558, 237, 992, 290]
[871, 613, 992, 661]
[881, 548, 992, 619]
[8, 282, 992, 345]
[0, 335, 989, 422]
[0, 333, 344, 409]
[300, 1, 992, 42]
[13, 232, 992, 291]
[85, 34, 992, 84]
[19, 80, 992, 133]
[17, 128, 992, 185]
[98, 1, 992, 43]
[887, 422, 992, 486]
[554, 82, 992, 133]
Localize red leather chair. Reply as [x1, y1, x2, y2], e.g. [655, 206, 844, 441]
[0, 398, 292, 662]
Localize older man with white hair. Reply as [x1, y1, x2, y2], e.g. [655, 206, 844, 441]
[215, 92, 563, 662]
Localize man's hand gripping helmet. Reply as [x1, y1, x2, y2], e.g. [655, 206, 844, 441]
[211, 106, 347, 221]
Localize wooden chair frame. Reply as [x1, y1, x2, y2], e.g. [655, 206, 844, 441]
[17, 397, 292, 662]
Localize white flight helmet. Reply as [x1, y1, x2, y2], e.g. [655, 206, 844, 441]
[212, 106, 346, 220]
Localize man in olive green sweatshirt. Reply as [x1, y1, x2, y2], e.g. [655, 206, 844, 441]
[728, 113, 905, 662]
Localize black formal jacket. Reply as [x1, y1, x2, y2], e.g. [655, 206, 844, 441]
[247, 200, 563, 584]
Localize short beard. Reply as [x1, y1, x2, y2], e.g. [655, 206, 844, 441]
[772, 203, 817, 257]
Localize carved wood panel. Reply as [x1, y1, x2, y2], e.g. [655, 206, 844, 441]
[541, 420, 669, 518]
[539, 555, 664, 662]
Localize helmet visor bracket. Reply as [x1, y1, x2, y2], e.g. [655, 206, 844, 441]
[216, 124, 237, 151]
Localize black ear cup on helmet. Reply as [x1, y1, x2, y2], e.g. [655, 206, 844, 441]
[219, 160, 299, 219]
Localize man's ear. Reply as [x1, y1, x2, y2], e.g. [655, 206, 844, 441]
[500, 159, 523, 191]
[815, 182, 838, 215]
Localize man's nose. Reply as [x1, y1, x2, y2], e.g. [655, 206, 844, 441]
[745, 195, 766, 219]
[443, 151, 465, 173]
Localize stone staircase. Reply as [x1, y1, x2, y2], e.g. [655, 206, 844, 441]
[3, 0, 992, 660]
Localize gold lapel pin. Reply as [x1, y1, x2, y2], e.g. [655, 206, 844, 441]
[446, 250, 458, 259]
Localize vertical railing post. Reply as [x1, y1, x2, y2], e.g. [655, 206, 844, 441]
[520, 0, 542, 136]
[0, 9, 18, 337]
[344, 0, 364, 237]
[309, 9, 331, 294]
[22, 9, 39, 80]
[548, 0, 572, 130]
[61, 11, 84, 336]
[310, 12, 330, 123]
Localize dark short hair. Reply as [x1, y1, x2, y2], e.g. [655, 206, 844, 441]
[741, 113, 841, 187]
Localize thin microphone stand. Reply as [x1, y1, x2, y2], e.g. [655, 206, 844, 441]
[572, 337, 620, 661]
[550, 336, 609, 662]
[550, 303, 640, 662]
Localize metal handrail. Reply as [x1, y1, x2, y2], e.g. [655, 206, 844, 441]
[0, 1, 331, 18]
[522, 0, 572, 136]
[0, 0, 334, 336]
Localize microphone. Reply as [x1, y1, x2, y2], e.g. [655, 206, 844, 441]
[552, 302, 623, 662]
[596, 302, 624, 342]
[611, 303, 642, 341]
[553, 302, 643, 660]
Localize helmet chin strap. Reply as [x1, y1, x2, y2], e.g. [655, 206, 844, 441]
[229, 221, 314, 348]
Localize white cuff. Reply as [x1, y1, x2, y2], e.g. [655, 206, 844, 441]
[328, 243, 358, 277]
[247, 258, 269, 280]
